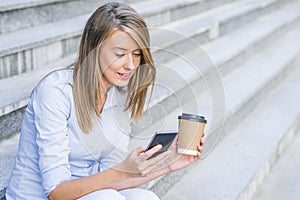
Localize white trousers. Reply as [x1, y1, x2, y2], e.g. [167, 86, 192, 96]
[78, 188, 160, 200]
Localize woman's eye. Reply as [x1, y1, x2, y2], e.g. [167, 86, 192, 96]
[115, 52, 125, 57]
[133, 52, 141, 57]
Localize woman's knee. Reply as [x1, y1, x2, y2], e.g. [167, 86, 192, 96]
[119, 188, 160, 200]
[78, 189, 125, 200]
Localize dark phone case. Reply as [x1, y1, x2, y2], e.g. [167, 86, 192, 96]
[145, 130, 178, 160]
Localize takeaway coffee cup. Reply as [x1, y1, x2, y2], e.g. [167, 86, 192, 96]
[177, 113, 207, 155]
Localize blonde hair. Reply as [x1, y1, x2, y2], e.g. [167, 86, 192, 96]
[73, 2, 156, 133]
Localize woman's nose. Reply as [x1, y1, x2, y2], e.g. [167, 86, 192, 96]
[124, 54, 136, 70]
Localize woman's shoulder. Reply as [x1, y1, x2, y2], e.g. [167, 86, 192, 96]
[41, 68, 73, 86]
[34, 68, 73, 92]
[31, 69, 74, 104]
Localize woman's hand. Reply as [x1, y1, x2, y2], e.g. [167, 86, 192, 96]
[167, 134, 205, 172]
[116, 144, 171, 177]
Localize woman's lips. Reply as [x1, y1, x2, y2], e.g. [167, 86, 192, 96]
[117, 72, 131, 80]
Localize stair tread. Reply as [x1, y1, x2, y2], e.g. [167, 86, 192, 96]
[160, 47, 300, 200]
[0, 0, 58, 12]
[0, 14, 88, 56]
[131, 0, 200, 17]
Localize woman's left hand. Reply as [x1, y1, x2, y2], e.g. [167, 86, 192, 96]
[167, 134, 205, 172]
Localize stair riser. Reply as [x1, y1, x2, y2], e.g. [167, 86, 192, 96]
[0, 0, 107, 34]
[0, 36, 80, 79]
[152, 30, 210, 65]
[0, 107, 25, 142]
[145, 0, 236, 27]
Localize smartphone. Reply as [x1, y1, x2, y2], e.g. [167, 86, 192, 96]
[145, 130, 178, 160]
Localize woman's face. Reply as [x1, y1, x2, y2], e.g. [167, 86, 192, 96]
[99, 30, 141, 90]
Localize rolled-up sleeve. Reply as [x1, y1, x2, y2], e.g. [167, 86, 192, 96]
[32, 82, 72, 197]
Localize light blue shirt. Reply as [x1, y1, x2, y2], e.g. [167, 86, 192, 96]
[6, 69, 131, 199]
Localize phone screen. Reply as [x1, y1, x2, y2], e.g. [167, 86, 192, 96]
[145, 130, 178, 160]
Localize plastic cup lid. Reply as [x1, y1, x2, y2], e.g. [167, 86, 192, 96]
[178, 113, 207, 123]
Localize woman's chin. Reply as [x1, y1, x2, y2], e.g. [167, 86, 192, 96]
[114, 80, 130, 87]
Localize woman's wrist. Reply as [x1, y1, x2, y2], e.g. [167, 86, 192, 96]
[113, 162, 136, 179]
[113, 167, 131, 179]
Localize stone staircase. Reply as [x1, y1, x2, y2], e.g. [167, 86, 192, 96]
[1, 0, 300, 199]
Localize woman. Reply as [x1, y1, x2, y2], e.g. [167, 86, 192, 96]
[6, 2, 204, 200]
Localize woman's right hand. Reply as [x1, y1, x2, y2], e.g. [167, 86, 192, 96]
[116, 145, 171, 177]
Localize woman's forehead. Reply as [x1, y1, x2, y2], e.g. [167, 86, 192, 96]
[105, 30, 139, 51]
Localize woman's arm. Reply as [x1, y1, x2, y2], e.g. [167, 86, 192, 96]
[110, 162, 171, 190]
[48, 167, 128, 200]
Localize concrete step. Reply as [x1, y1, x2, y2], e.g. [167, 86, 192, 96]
[251, 129, 300, 200]
[0, 0, 287, 79]
[0, 0, 140, 34]
[0, 134, 19, 199]
[158, 47, 300, 200]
